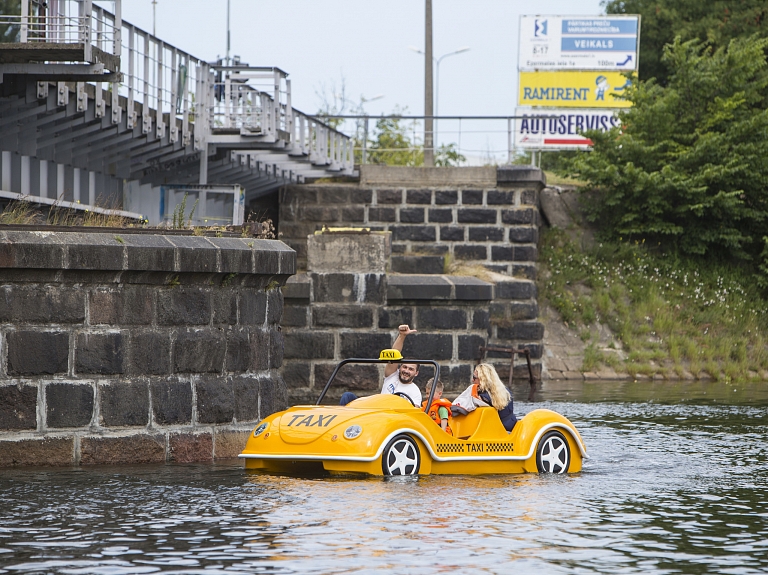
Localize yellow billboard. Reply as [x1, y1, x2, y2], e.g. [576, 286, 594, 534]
[519, 70, 632, 108]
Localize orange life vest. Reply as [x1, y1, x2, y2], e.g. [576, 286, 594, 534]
[421, 398, 453, 435]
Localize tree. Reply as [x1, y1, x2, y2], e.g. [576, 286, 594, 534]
[367, 112, 424, 167]
[605, 0, 768, 84]
[570, 35, 768, 268]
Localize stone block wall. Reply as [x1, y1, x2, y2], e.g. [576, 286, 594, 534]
[0, 231, 295, 467]
[279, 165, 544, 278]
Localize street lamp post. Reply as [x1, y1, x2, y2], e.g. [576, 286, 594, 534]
[410, 46, 470, 153]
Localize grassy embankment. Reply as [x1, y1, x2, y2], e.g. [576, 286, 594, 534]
[539, 226, 768, 382]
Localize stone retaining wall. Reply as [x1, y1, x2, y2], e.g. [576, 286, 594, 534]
[0, 231, 295, 467]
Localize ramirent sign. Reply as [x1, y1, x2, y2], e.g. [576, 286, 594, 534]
[519, 15, 640, 71]
[519, 70, 632, 108]
[514, 109, 620, 149]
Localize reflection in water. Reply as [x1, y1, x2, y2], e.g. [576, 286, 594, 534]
[0, 381, 766, 574]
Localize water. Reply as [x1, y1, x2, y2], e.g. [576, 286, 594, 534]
[1, 380, 767, 574]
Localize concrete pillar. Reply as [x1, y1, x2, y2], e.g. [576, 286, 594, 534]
[40, 160, 48, 198]
[57, 164, 65, 199]
[1, 151, 10, 190]
[20, 155, 30, 196]
[88, 171, 96, 206]
[73, 168, 81, 202]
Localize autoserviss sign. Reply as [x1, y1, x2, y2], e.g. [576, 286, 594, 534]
[514, 109, 620, 149]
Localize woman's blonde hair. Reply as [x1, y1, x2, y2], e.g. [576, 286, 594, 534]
[475, 364, 510, 410]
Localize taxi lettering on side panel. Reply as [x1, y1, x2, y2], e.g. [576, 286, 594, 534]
[286, 414, 338, 428]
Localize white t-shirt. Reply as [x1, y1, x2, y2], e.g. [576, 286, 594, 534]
[381, 372, 422, 406]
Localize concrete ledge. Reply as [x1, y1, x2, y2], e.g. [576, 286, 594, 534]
[360, 165, 497, 187]
[387, 274, 493, 301]
[283, 274, 311, 300]
[496, 165, 547, 187]
[0, 231, 296, 277]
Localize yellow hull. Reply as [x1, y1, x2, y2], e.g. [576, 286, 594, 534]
[240, 395, 587, 476]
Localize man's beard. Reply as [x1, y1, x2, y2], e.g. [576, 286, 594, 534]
[399, 371, 415, 384]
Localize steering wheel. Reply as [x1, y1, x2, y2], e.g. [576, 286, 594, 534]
[393, 392, 416, 407]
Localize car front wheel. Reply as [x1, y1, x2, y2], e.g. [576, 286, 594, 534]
[381, 434, 420, 476]
[536, 430, 571, 474]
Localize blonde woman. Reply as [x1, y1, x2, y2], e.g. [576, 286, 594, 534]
[463, 363, 518, 431]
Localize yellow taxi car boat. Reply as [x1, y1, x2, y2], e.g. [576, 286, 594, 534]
[240, 351, 588, 476]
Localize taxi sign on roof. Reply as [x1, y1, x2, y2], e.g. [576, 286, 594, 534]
[519, 15, 640, 71]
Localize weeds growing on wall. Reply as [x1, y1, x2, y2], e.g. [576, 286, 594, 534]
[539, 227, 768, 381]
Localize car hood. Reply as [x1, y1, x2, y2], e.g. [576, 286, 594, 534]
[278, 395, 418, 445]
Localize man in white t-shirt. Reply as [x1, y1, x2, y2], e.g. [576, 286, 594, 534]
[339, 324, 422, 406]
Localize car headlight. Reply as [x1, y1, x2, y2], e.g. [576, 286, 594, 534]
[344, 425, 362, 440]
[253, 422, 269, 437]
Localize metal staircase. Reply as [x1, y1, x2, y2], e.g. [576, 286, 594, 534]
[0, 0, 354, 224]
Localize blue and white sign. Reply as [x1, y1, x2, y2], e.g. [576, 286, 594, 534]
[519, 15, 640, 71]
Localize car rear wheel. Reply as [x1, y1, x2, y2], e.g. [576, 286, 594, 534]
[381, 434, 420, 476]
[536, 430, 571, 474]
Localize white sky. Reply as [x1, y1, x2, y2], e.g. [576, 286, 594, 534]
[113, 0, 605, 163]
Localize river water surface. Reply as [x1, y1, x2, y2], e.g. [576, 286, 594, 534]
[1, 380, 767, 574]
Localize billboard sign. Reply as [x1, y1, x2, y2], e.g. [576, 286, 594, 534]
[519, 70, 632, 108]
[519, 15, 640, 71]
[514, 108, 621, 149]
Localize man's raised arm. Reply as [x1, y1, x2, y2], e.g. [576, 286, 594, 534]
[384, 324, 417, 377]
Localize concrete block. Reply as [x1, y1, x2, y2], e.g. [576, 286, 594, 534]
[450, 276, 494, 300]
[495, 280, 536, 300]
[514, 245, 538, 262]
[128, 331, 171, 375]
[173, 329, 226, 373]
[436, 364, 473, 393]
[283, 274, 311, 302]
[391, 225, 436, 242]
[351, 189, 373, 204]
[0, 437, 73, 467]
[313, 305, 374, 328]
[472, 309, 491, 331]
[368, 207, 397, 222]
[362, 166, 496, 187]
[364, 273, 387, 304]
[509, 227, 538, 243]
[454, 245, 487, 260]
[212, 290, 238, 325]
[280, 185, 317, 205]
[402, 333, 453, 360]
[81, 434, 166, 465]
[283, 331, 335, 360]
[225, 328, 251, 372]
[215, 430, 251, 458]
[151, 379, 192, 425]
[240, 290, 267, 325]
[270, 328, 284, 369]
[491, 246, 514, 261]
[0, 383, 37, 430]
[259, 371, 289, 416]
[457, 209, 497, 224]
[487, 190, 516, 205]
[521, 189, 539, 205]
[391, 256, 445, 275]
[65, 233, 125, 271]
[378, 307, 414, 329]
[459, 334, 487, 360]
[376, 189, 403, 204]
[496, 165, 546, 186]
[76, 332, 124, 375]
[281, 361, 311, 388]
[99, 381, 149, 427]
[7, 331, 69, 375]
[340, 332, 393, 359]
[167, 236, 219, 273]
[510, 302, 539, 320]
[512, 264, 538, 280]
[439, 226, 465, 241]
[435, 190, 458, 205]
[497, 322, 545, 341]
[314, 363, 380, 392]
[461, 189, 483, 204]
[196, 376, 235, 424]
[0, 285, 85, 324]
[307, 232, 391, 273]
[406, 189, 432, 204]
[248, 328, 271, 370]
[46, 382, 94, 428]
[417, 308, 467, 329]
[89, 286, 153, 325]
[282, 304, 309, 327]
[300, 206, 340, 222]
[342, 206, 365, 222]
[267, 288, 283, 325]
[233, 375, 260, 421]
[468, 227, 505, 242]
[121, 234, 175, 271]
[387, 275, 452, 300]
[157, 287, 211, 326]
[428, 208, 453, 223]
[399, 207, 425, 223]
[502, 208, 537, 225]
[317, 186, 351, 204]
[169, 432, 213, 462]
[0, 231, 66, 270]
